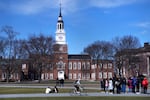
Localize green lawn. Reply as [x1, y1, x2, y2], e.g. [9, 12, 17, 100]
[0, 97, 150, 100]
[0, 87, 100, 94]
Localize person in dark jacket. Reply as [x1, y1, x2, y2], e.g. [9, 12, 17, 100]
[116, 77, 121, 94]
[132, 76, 137, 93]
[121, 77, 126, 93]
[136, 76, 140, 93]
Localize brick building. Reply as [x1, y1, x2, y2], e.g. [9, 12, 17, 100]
[115, 42, 150, 78]
[0, 5, 114, 82]
[40, 6, 114, 81]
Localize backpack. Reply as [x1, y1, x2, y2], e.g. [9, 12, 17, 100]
[142, 79, 148, 86]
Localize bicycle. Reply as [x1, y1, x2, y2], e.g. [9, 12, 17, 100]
[69, 85, 88, 96]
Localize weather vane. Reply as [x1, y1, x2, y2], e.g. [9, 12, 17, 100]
[60, 0, 62, 8]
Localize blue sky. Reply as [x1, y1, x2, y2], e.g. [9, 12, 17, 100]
[0, 0, 150, 54]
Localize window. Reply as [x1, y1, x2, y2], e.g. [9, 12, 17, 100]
[45, 73, 49, 79]
[108, 63, 112, 69]
[91, 73, 95, 79]
[103, 63, 107, 69]
[69, 73, 72, 79]
[82, 62, 86, 69]
[91, 65, 95, 69]
[69, 62, 72, 70]
[108, 72, 112, 78]
[73, 73, 77, 79]
[22, 64, 26, 69]
[87, 62, 90, 70]
[104, 72, 107, 78]
[99, 63, 103, 69]
[78, 73, 81, 79]
[73, 62, 77, 70]
[57, 61, 64, 70]
[41, 73, 44, 80]
[99, 72, 102, 79]
[86, 73, 90, 79]
[78, 62, 81, 70]
[48, 64, 53, 70]
[50, 73, 53, 79]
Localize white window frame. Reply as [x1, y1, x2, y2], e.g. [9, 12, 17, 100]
[108, 63, 112, 69]
[108, 72, 112, 78]
[69, 62, 72, 70]
[104, 72, 107, 78]
[73, 62, 77, 70]
[50, 73, 53, 79]
[99, 72, 102, 79]
[78, 62, 81, 70]
[69, 73, 72, 79]
[73, 73, 77, 79]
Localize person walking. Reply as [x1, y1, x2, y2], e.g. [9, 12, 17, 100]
[100, 79, 104, 91]
[105, 79, 109, 93]
[142, 77, 148, 94]
[132, 76, 137, 93]
[127, 77, 132, 93]
[116, 77, 121, 94]
[112, 76, 117, 94]
[136, 76, 140, 94]
[121, 77, 126, 93]
[108, 78, 113, 94]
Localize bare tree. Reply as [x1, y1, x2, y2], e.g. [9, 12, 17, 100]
[83, 40, 114, 60]
[0, 38, 7, 56]
[113, 35, 141, 52]
[22, 34, 54, 82]
[113, 35, 141, 76]
[83, 40, 114, 79]
[0, 25, 19, 82]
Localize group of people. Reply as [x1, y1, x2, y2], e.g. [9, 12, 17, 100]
[100, 75, 149, 94]
[45, 76, 148, 94]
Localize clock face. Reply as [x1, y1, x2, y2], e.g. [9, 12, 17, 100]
[59, 36, 63, 40]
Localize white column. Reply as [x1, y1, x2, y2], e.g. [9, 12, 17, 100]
[147, 57, 150, 77]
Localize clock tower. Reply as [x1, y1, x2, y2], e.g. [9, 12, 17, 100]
[53, 3, 68, 80]
[55, 3, 66, 45]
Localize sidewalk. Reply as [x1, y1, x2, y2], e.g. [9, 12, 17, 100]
[0, 92, 150, 98]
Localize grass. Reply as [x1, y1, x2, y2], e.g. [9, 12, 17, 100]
[0, 97, 150, 100]
[0, 87, 100, 94]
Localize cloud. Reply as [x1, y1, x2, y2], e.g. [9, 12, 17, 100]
[0, 0, 84, 15]
[89, 0, 138, 8]
[133, 22, 150, 35]
[0, 0, 145, 15]
[140, 30, 148, 34]
[0, 0, 59, 15]
[135, 22, 150, 28]
[12, 0, 58, 15]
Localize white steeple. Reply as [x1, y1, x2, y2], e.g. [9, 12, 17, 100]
[55, 1, 66, 44]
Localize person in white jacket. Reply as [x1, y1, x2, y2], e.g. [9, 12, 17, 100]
[108, 78, 113, 94]
[45, 87, 52, 94]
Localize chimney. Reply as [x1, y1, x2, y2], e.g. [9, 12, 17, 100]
[144, 42, 150, 48]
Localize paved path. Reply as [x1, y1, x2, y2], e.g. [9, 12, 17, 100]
[0, 92, 150, 98]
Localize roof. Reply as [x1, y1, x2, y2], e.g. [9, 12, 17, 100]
[115, 43, 150, 56]
[68, 54, 91, 60]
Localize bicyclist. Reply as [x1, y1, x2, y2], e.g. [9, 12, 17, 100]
[74, 79, 81, 93]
